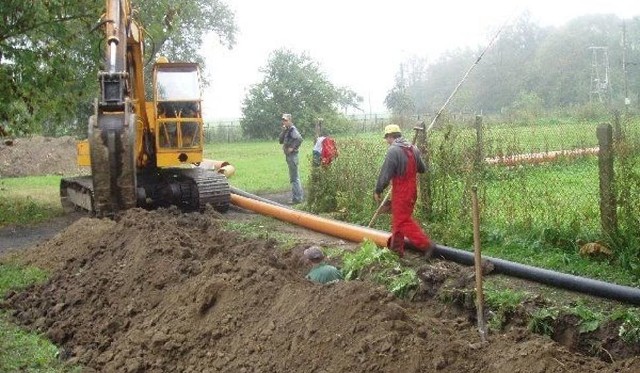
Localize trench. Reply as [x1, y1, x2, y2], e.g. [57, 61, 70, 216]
[230, 186, 640, 306]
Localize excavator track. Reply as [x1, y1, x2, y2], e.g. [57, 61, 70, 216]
[60, 176, 95, 213]
[165, 168, 230, 213]
[60, 168, 230, 215]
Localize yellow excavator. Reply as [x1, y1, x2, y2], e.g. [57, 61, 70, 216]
[60, 0, 230, 217]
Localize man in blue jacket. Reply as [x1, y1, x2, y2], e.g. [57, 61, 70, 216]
[279, 113, 304, 204]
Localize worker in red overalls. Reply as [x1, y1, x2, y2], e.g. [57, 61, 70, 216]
[374, 124, 433, 258]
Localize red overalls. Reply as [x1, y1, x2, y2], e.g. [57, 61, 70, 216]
[388, 146, 431, 256]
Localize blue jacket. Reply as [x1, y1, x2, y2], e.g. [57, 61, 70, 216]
[279, 125, 303, 154]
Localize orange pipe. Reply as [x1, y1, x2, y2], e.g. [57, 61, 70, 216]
[230, 194, 390, 247]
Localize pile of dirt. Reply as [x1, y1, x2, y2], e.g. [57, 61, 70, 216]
[2, 207, 639, 372]
[0, 136, 86, 178]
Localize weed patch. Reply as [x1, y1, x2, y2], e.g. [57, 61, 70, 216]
[341, 240, 418, 297]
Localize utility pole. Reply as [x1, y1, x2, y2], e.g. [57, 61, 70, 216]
[589, 46, 612, 105]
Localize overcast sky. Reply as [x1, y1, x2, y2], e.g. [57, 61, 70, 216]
[200, 0, 637, 120]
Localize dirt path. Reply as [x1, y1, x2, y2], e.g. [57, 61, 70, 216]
[0, 212, 84, 255]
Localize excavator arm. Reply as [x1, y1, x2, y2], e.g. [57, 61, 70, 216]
[60, 0, 230, 217]
[87, 0, 141, 216]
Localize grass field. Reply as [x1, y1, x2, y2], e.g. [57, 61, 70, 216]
[204, 139, 313, 193]
[0, 140, 309, 226]
[0, 176, 64, 225]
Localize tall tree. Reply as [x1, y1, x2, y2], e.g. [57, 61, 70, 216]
[136, 0, 237, 86]
[386, 12, 637, 116]
[240, 49, 362, 139]
[470, 12, 547, 112]
[384, 57, 420, 118]
[0, 0, 236, 136]
[0, 0, 101, 135]
[531, 14, 622, 108]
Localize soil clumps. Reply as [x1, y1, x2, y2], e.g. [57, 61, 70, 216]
[2, 207, 639, 372]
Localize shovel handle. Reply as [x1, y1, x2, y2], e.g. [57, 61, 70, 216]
[368, 191, 390, 227]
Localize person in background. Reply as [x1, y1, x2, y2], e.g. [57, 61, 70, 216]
[303, 246, 343, 284]
[312, 130, 326, 167]
[312, 129, 338, 167]
[374, 124, 434, 258]
[279, 113, 304, 204]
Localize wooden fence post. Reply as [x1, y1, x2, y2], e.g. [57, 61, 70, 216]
[419, 126, 433, 218]
[474, 115, 484, 171]
[597, 123, 618, 237]
[613, 110, 622, 142]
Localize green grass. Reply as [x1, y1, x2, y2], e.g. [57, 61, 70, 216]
[0, 315, 76, 373]
[0, 176, 63, 227]
[205, 140, 314, 193]
[484, 160, 599, 233]
[0, 263, 48, 295]
[341, 240, 419, 297]
[483, 120, 601, 155]
[0, 139, 313, 228]
[222, 217, 302, 250]
[484, 284, 529, 331]
[467, 159, 639, 287]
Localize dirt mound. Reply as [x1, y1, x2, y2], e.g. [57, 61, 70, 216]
[0, 135, 86, 177]
[1, 208, 638, 372]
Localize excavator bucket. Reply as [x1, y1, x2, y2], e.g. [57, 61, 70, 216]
[89, 111, 137, 217]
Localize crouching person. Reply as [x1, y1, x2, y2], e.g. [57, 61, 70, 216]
[303, 246, 343, 284]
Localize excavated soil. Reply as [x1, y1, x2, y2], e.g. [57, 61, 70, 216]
[0, 207, 638, 372]
[1, 136, 640, 372]
[0, 135, 87, 177]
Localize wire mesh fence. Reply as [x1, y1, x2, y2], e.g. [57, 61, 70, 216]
[203, 112, 481, 143]
[204, 111, 639, 259]
[202, 115, 395, 143]
[203, 121, 243, 143]
[419, 113, 640, 257]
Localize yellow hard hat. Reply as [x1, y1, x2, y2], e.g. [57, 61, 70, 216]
[156, 56, 169, 64]
[384, 124, 401, 137]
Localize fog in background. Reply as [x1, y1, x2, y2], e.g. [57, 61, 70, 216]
[201, 0, 637, 120]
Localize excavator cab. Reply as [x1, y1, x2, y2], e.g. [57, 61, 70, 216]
[153, 62, 204, 166]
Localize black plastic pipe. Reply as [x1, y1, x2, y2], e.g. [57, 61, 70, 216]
[431, 244, 640, 305]
[230, 187, 640, 306]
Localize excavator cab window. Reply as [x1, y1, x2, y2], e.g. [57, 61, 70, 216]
[154, 64, 203, 150]
[157, 103, 201, 149]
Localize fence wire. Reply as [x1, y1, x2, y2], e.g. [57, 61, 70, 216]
[422, 113, 640, 255]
